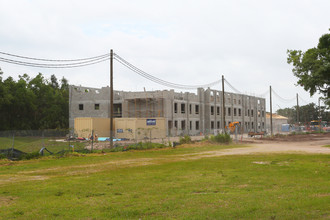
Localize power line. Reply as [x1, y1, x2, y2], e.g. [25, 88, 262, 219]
[223, 79, 242, 94]
[114, 53, 221, 90]
[256, 90, 269, 98]
[0, 54, 110, 68]
[272, 89, 296, 103]
[298, 94, 310, 105]
[0, 51, 110, 62]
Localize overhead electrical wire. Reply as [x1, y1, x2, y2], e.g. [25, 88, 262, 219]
[298, 94, 310, 105]
[272, 89, 296, 103]
[3, 50, 310, 103]
[257, 90, 269, 98]
[114, 53, 221, 90]
[224, 78, 270, 98]
[0, 52, 110, 68]
[0, 51, 110, 62]
[223, 79, 242, 94]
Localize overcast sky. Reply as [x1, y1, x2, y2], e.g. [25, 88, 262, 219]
[0, 0, 329, 111]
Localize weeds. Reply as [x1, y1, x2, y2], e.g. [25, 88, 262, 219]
[209, 133, 232, 144]
[179, 135, 192, 144]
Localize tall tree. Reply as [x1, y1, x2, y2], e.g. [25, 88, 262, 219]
[277, 103, 329, 124]
[287, 29, 330, 107]
[0, 70, 69, 130]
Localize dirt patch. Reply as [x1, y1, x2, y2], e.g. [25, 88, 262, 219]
[313, 193, 330, 198]
[252, 161, 271, 165]
[0, 196, 17, 207]
[261, 132, 330, 142]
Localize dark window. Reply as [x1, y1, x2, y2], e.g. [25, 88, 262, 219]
[195, 105, 199, 114]
[181, 103, 185, 114]
[228, 107, 231, 116]
[189, 104, 192, 114]
[248, 109, 250, 116]
[174, 103, 178, 113]
[174, 120, 178, 128]
[79, 104, 84, 110]
[211, 121, 214, 129]
[251, 110, 254, 117]
[168, 120, 172, 129]
[190, 121, 192, 130]
[217, 121, 220, 129]
[234, 108, 237, 116]
[211, 106, 214, 115]
[196, 121, 199, 130]
[217, 107, 220, 115]
[238, 108, 241, 116]
[95, 104, 100, 110]
[181, 120, 186, 130]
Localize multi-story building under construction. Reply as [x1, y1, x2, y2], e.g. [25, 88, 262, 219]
[69, 85, 266, 136]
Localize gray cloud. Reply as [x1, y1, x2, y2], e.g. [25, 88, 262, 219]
[0, 0, 329, 111]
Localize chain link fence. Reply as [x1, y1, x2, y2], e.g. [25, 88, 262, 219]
[0, 129, 88, 160]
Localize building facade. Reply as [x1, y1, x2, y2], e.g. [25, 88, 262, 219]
[69, 85, 266, 136]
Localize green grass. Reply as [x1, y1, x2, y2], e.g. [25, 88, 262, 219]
[0, 144, 329, 219]
[0, 137, 86, 154]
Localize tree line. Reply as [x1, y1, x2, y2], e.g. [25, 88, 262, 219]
[276, 103, 329, 125]
[0, 68, 69, 130]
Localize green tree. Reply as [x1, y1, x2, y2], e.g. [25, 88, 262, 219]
[0, 70, 69, 130]
[277, 103, 329, 124]
[287, 29, 330, 107]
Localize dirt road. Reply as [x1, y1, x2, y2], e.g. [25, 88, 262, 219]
[193, 133, 330, 158]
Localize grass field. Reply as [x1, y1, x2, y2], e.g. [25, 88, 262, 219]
[0, 143, 329, 219]
[0, 137, 86, 153]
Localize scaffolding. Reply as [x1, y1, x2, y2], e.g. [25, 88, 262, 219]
[125, 97, 164, 118]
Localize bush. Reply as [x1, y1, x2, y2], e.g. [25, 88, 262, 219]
[108, 142, 168, 152]
[210, 133, 231, 144]
[20, 152, 40, 160]
[179, 135, 192, 144]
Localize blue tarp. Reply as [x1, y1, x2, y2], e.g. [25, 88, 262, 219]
[98, 137, 121, 142]
[281, 124, 290, 132]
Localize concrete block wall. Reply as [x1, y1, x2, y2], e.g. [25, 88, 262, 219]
[69, 85, 266, 135]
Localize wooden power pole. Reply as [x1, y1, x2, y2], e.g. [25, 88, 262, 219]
[222, 75, 226, 133]
[296, 93, 299, 125]
[270, 86, 273, 136]
[110, 49, 114, 148]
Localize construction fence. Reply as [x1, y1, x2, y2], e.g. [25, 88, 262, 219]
[0, 129, 87, 159]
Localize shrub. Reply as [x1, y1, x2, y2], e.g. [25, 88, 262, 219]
[109, 142, 167, 152]
[210, 133, 231, 144]
[20, 152, 40, 160]
[179, 135, 192, 144]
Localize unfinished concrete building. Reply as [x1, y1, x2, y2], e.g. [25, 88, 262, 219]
[69, 85, 266, 136]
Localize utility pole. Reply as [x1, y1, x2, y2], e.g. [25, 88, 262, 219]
[222, 75, 226, 133]
[110, 49, 114, 149]
[270, 86, 273, 136]
[296, 93, 299, 125]
[318, 98, 321, 131]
